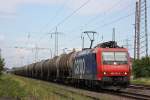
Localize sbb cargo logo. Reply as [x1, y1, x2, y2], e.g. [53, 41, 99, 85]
[74, 59, 85, 78]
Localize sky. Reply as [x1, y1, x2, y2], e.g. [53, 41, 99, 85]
[0, 0, 150, 68]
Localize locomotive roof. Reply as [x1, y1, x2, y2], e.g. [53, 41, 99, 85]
[94, 41, 123, 48]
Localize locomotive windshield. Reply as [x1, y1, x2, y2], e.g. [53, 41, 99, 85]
[102, 52, 128, 65]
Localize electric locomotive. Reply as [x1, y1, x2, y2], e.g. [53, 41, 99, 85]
[12, 41, 131, 89]
[72, 41, 131, 88]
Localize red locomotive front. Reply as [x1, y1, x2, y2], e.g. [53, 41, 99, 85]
[96, 48, 131, 87]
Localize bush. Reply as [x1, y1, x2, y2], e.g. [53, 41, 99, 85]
[132, 57, 150, 78]
[0, 56, 5, 75]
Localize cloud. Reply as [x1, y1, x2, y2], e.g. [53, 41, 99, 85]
[2, 47, 33, 68]
[0, 0, 65, 18]
[15, 49, 31, 57]
[0, 0, 134, 68]
[0, 34, 5, 41]
[0, 0, 132, 17]
[0, 0, 63, 13]
[66, 0, 132, 15]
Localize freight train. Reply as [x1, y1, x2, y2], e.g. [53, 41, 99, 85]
[12, 41, 131, 89]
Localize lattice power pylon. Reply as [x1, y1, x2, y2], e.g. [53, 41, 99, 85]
[134, 0, 148, 59]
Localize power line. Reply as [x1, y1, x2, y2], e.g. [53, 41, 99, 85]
[68, 0, 125, 32]
[38, 0, 91, 41]
[83, 0, 123, 26]
[55, 0, 91, 27]
[92, 6, 149, 32]
[68, 0, 133, 33]
[134, 0, 149, 59]
[35, 1, 149, 54]
[14, 46, 51, 63]
[144, 0, 148, 57]
[38, 0, 69, 33]
[92, 12, 134, 30]
[49, 27, 63, 56]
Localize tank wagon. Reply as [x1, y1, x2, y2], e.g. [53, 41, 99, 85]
[13, 41, 131, 89]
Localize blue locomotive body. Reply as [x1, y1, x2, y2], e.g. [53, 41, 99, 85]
[72, 50, 97, 80]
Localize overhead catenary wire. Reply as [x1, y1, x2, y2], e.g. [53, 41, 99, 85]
[68, 0, 133, 33]
[92, 12, 134, 30]
[27, 0, 68, 43]
[83, 0, 123, 26]
[56, 0, 91, 26]
[94, 6, 150, 56]
[91, 4, 149, 30]
[67, 12, 134, 42]
[38, 0, 69, 33]
[38, 0, 91, 41]
[82, 5, 150, 51]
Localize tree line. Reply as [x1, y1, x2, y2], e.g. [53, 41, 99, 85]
[0, 55, 4, 75]
[132, 57, 150, 78]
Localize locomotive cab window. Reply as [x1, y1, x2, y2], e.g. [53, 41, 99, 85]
[102, 52, 128, 65]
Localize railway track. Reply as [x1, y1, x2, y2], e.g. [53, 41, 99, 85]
[101, 84, 150, 100]
[117, 84, 150, 100]
[15, 76, 150, 100]
[109, 90, 150, 100]
[58, 82, 150, 100]
[46, 81, 150, 100]
[70, 86, 150, 100]
[72, 84, 150, 100]
[129, 84, 150, 90]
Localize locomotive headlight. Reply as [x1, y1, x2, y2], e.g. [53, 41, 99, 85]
[104, 72, 106, 75]
[124, 72, 127, 75]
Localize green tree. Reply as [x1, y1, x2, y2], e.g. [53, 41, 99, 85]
[0, 55, 5, 75]
[132, 57, 150, 78]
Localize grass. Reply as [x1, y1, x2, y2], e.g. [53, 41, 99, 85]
[0, 74, 126, 100]
[0, 74, 95, 100]
[0, 74, 27, 99]
[131, 78, 150, 85]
